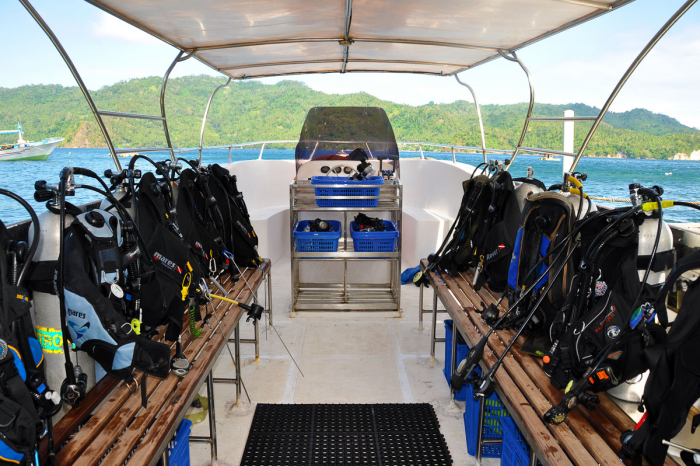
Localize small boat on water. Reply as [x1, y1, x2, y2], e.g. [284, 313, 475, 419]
[0, 119, 63, 161]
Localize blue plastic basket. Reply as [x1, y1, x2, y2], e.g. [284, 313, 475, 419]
[311, 176, 384, 207]
[349, 221, 398, 252]
[501, 417, 539, 466]
[168, 419, 192, 466]
[464, 383, 509, 458]
[293, 220, 342, 252]
[444, 320, 478, 402]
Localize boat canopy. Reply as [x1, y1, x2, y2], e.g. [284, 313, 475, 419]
[87, 0, 632, 79]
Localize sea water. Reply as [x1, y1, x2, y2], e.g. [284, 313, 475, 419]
[0, 148, 698, 224]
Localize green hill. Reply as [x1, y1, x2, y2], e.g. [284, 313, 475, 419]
[1, 75, 698, 159]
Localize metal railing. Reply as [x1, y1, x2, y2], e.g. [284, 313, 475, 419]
[167, 140, 515, 163]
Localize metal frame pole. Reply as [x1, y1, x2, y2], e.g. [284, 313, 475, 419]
[418, 281, 424, 331]
[570, 0, 698, 172]
[430, 289, 438, 358]
[454, 74, 488, 164]
[235, 325, 242, 404]
[206, 372, 218, 461]
[161, 49, 196, 162]
[19, 0, 121, 169]
[267, 267, 273, 326]
[199, 77, 232, 166]
[498, 50, 535, 170]
[450, 322, 458, 401]
[476, 395, 487, 463]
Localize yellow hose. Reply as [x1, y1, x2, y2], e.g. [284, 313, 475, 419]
[569, 188, 589, 199]
[209, 294, 241, 306]
[567, 175, 583, 189]
[642, 200, 675, 211]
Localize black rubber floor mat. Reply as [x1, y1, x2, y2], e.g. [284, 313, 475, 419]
[241, 403, 452, 466]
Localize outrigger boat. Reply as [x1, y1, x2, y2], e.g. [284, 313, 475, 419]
[2, 0, 700, 465]
[0, 119, 63, 161]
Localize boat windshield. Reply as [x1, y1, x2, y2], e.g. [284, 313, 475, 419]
[295, 107, 399, 173]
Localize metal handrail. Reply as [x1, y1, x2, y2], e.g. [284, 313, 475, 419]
[168, 139, 515, 162]
[454, 74, 488, 164]
[161, 50, 196, 163]
[20, 0, 121, 169]
[570, 0, 697, 172]
[198, 77, 232, 165]
[498, 50, 535, 171]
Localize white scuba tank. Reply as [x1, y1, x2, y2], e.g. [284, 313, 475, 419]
[637, 214, 674, 286]
[513, 167, 544, 213]
[567, 193, 597, 221]
[28, 208, 96, 420]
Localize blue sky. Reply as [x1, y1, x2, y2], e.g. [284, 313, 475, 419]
[2, 0, 700, 128]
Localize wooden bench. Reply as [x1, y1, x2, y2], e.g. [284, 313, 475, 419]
[39, 260, 272, 466]
[419, 259, 677, 466]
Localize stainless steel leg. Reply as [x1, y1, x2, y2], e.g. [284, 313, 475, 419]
[450, 322, 458, 401]
[161, 449, 170, 466]
[254, 319, 260, 361]
[476, 395, 486, 464]
[529, 448, 537, 466]
[207, 372, 218, 461]
[430, 289, 438, 358]
[418, 282, 424, 331]
[235, 325, 241, 405]
[267, 268, 273, 326]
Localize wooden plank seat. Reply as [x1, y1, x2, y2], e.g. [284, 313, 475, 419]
[40, 260, 272, 466]
[419, 259, 676, 466]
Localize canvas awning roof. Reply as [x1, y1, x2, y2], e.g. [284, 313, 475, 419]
[87, 0, 634, 79]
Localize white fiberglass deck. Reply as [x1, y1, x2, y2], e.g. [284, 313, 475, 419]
[189, 259, 492, 466]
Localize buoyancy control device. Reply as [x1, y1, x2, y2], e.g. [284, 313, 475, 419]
[542, 185, 675, 425]
[620, 249, 700, 466]
[126, 157, 205, 341]
[1, 189, 61, 466]
[207, 164, 261, 267]
[173, 164, 226, 274]
[62, 208, 171, 382]
[416, 160, 539, 294]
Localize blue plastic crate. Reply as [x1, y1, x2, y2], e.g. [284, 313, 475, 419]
[293, 220, 342, 252]
[349, 221, 398, 252]
[501, 417, 540, 466]
[311, 176, 384, 207]
[168, 419, 192, 466]
[444, 320, 478, 402]
[464, 383, 509, 458]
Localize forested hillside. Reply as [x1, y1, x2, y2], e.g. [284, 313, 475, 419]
[1, 76, 698, 159]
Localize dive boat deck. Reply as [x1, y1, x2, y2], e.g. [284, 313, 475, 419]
[188, 259, 481, 465]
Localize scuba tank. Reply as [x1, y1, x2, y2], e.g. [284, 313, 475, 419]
[1, 189, 61, 466]
[512, 167, 545, 213]
[27, 179, 96, 416]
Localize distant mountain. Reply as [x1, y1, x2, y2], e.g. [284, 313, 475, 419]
[1, 76, 698, 159]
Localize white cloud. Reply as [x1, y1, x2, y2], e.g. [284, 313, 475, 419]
[91, 13, 161, 45]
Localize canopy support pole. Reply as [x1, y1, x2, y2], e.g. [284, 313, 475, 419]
[341, 0, 353, 73]
[161, 49, 196, 163]
[199, 77, 232, 165]
[454, 74, 488, 164]
[19, 0, 120, 169]
[498, 50, 535, 171]
[570, 0, 697, 172]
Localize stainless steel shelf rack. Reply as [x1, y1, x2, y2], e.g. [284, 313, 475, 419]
[290, 179, 402, 312]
